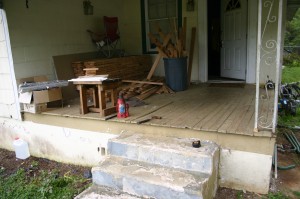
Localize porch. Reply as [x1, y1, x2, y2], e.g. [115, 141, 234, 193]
[23, 83, 275, 155]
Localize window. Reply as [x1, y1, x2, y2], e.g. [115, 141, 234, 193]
[141, 0, 182, 53]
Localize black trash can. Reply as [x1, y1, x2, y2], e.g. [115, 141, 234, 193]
[163, 57, 188, 92]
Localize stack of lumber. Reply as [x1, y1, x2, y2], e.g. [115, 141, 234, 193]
[120, 78, 174, 101]
[71, 55, 151, 80]
[83, 55, 152, 80]
[71, 61, 85, 77]
[83, 68, 98, 76]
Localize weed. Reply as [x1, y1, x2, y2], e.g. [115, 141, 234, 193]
[31, 160, 39, 168]
[0, 167, 5, 175]
[236, 190, 244, 199]
[264, 192, 290, 199]
[278, 107, 300, 127]
[0, 168, 91, 199]
[293, 191, 300, 198]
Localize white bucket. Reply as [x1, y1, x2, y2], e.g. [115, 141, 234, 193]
[13, 138, 30, 159]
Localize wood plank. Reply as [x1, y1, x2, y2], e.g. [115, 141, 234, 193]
[182, 17, 187, 50]
[122, 80, 164, 86]
[166, 101, 206, 128]
[238, 109, 255, 136]
[147, 52, 163, 80]
[136, 86, 160, 100]
[78, 85, 88, 114]
[193, 102, 229, 131]
[222, 105, 251, 134]
[187, 27, 196, 86]
[167, 102, 208, 129]
[201, 103, 236, 131]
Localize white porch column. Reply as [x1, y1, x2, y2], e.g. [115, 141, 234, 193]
[272, 0, 283, 133]
[254, 0, 262, 132]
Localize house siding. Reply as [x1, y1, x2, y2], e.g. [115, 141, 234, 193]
[0, 10, 19, 119]
[3, 0, 122, 80]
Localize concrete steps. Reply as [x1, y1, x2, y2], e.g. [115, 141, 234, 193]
[92, 156, 211, 199]
[75, 184, 143, 199]
[77, 133, 219, 199]
[107, 133, 219, 175]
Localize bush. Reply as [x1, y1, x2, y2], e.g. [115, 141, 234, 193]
[283, 53, 300, 67]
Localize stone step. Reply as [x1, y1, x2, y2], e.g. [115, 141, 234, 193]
[107, 133, 219, 174]
[75, 184, 144, 199]
[92, 156, 217, 199]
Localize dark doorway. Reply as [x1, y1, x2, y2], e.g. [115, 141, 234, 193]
[207, 0, 221, 79]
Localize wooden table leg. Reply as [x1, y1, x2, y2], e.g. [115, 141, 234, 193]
[92, 86, 99, 108]
[98, 85, 106, 116]
[111, 89, 118, 106]
[79, 85, 88, 114]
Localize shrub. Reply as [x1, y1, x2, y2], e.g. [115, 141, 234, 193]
[283, 53, 300, 67]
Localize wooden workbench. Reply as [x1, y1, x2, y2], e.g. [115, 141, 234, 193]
[72, 78, 121, 117]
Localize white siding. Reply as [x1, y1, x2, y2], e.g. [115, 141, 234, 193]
[0, 10, 20, 120]
[3, 0, 122, 80]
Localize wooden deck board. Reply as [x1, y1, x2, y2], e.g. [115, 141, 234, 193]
[41, 84, 273, 137]
[201, 103, 237, 132]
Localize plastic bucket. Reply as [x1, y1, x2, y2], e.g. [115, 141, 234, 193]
[163, 57, 188, 92]
[13, 138, 30, 159]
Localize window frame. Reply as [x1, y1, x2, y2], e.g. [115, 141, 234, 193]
[140, 0, 182, 54]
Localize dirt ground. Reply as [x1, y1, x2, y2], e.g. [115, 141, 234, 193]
[0, 130, 299, 199]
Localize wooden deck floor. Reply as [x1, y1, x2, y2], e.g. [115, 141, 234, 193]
[42, 84, 274, 137]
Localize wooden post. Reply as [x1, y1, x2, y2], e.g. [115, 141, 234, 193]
[187, 27, 196, 86]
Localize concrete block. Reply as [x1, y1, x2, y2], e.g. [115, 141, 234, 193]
[75, 184, 142, 199]
[92, 156, 214, 199]
[108, 133, 219, 174]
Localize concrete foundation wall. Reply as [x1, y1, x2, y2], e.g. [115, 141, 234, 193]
[0, 117, 272, 193]
[219, 149, 272, 194]
[0, 117, 117, 166]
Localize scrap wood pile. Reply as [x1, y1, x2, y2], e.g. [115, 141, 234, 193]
[119, 18, 197, 101]
[120, 78, 174, 101]
[148, 18, 188, 59]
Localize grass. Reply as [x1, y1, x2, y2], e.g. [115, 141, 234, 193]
[278, 107, 300, 127]
[279, 56, 300, 127]
[293, 191, 300, 197]
[0, 162, 91, 199]
[281, 66, 300, 83]
[264, 192, 290, 199]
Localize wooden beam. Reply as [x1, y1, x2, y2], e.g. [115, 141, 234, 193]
[187, 27, 196, 86]
[146, 52, 163, 80]
[122, 80, 164, 86]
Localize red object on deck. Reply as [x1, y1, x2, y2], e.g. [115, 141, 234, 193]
[116, 93, 129, 118]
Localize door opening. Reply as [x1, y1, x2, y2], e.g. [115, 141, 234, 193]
[207, 0, 221, 80]
[207, 0, 247, 82]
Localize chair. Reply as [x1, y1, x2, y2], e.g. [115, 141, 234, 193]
[87, 16, 123, 58]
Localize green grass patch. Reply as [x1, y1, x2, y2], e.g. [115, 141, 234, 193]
[264, 192, 290, 199]
[0, 166, 91, 199]
[278, 107, 300, 127]
[281, 66, 300, 83]
[293, 191, 300, 198]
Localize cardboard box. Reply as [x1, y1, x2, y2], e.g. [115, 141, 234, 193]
[23, 103, 47, 114]
[18, 75, 62, 105]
